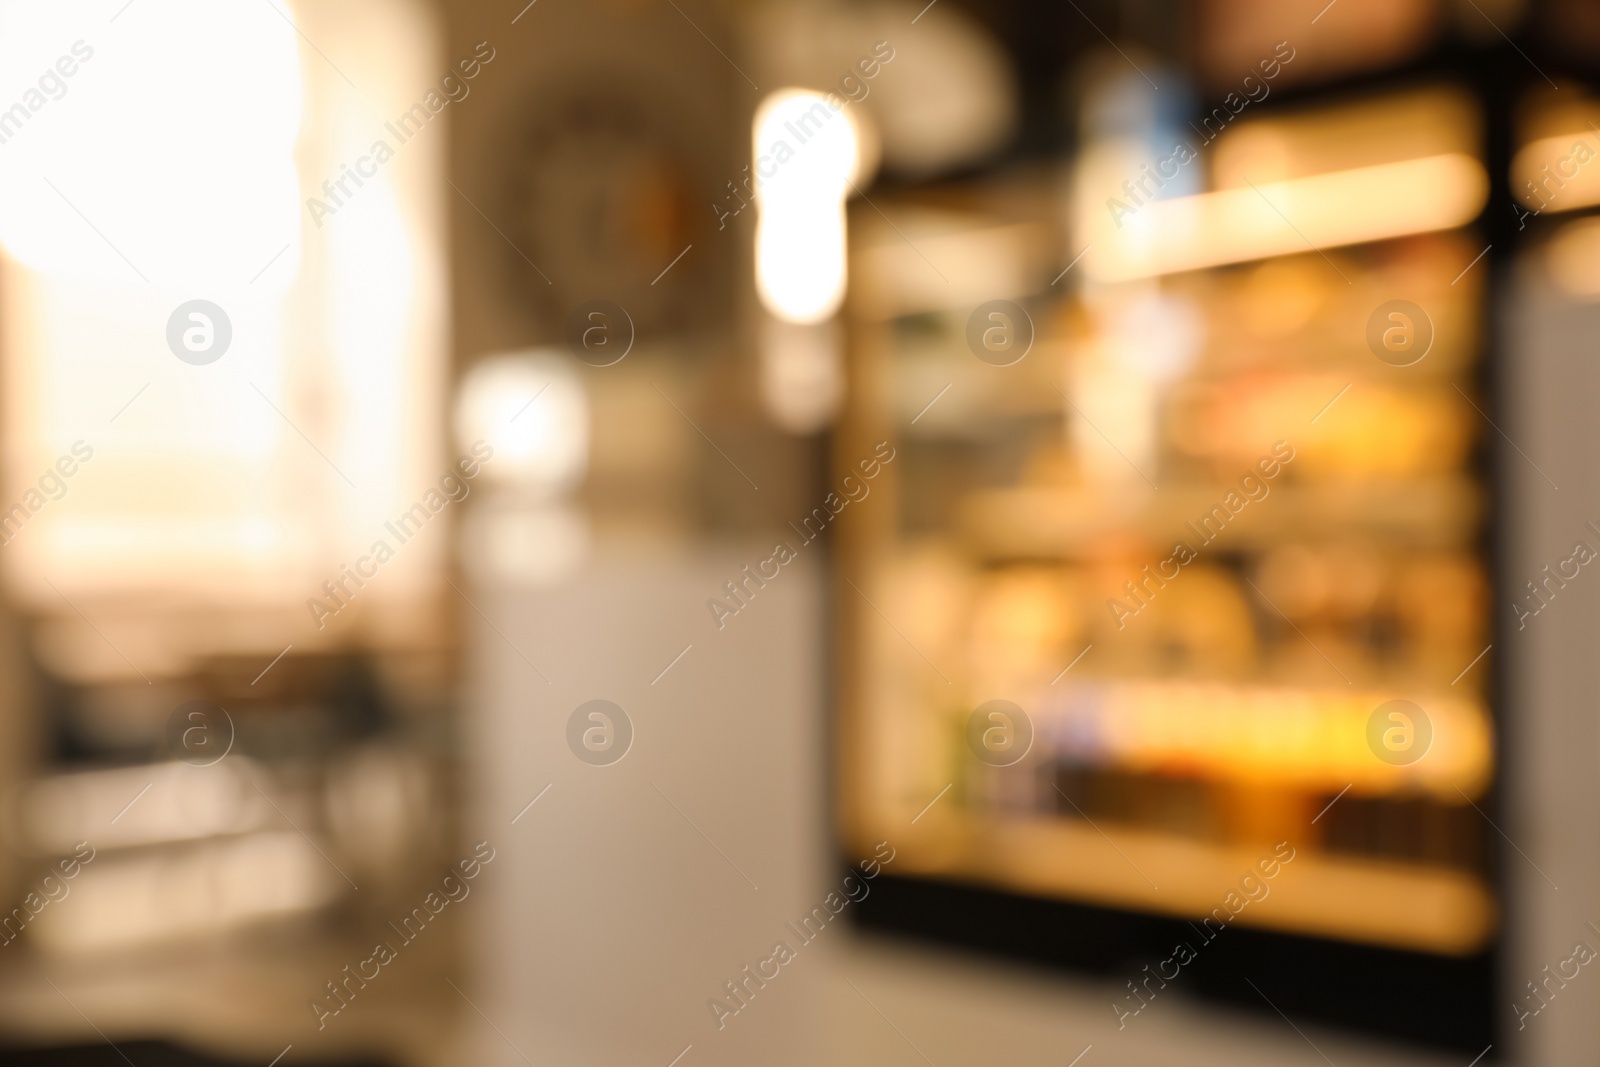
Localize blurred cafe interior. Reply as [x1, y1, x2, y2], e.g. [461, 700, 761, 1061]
[0, 0, 1597, 1064]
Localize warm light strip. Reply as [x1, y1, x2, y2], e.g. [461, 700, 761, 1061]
[1085, 153, 1488, 281]
[1034, 680, 1493, 799]
[1511, 133, 1600, 212]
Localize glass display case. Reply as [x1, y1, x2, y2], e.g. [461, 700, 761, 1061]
[836, 81, 1498, 1048]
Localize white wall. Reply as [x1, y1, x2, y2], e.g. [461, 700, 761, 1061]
[1503, 261, 1600, 1067]
[465, 550, 827, 1067]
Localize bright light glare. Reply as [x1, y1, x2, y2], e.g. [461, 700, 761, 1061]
[1085, 153, 1487, 282]
[454, 353, 588, 495]
[0, 0, 302, 288]
[0, 1, 447, 637]
[753, 89, 860, 324]
[331, 178, 418, 504]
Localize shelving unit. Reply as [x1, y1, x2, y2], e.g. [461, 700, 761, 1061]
[835, 81, 1499, 1029]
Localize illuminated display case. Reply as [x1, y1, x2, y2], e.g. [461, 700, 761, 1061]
[834, 66, 1513, 1051]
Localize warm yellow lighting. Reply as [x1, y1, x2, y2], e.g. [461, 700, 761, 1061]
[1511, 132, 1600, 212]
[1546, 215, 1600, 299]
[1085, 153, 1488, 282]
[1038, 680, 1493, 799]
[753, 89, 860, 324]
